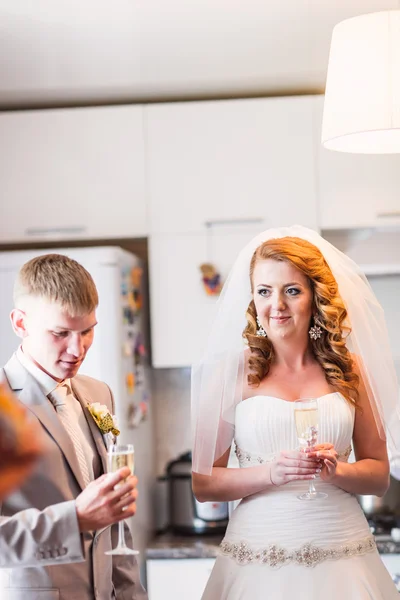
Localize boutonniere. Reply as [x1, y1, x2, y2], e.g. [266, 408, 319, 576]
[87, 402, 120, 436]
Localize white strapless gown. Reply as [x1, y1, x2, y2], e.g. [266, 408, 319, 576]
[202, 393, 398, 599]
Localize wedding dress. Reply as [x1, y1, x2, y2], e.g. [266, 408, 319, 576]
[202, 393, 398, 599]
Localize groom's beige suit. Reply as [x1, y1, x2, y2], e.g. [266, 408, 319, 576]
[0, 352, 147, 600]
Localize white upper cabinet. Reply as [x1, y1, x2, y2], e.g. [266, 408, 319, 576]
[314, 96, 400, 230]
[145, 96, 319, 234]
[0, 105, 147, 242]
[149, 226, 262, 368]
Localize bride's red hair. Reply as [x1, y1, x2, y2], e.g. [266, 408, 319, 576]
[243, 237, 359, 406]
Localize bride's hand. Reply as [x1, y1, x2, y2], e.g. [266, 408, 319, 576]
[270, 450, 321, 487]
[308, 443, 339, 482]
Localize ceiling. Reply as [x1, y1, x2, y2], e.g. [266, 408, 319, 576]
[0, 0, 397, 109]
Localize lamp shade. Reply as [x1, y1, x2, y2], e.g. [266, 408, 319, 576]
[322, 10, 400, 154]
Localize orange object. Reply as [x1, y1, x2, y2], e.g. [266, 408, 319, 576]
[126, 372, 135, 394]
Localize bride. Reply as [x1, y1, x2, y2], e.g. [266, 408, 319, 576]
[191, 226, 400, 599]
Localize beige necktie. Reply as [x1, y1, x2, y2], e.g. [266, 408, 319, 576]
[48, 382, 92, 487]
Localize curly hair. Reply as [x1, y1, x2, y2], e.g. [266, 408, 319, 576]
[243, 237, 359, 406]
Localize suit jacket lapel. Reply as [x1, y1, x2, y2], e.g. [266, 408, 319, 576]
[3, 354, 86, 492]
[71, 380, 109, 476]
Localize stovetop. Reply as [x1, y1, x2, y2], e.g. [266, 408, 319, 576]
[368, 515, 400, 554]
[374, 534, 400, 555]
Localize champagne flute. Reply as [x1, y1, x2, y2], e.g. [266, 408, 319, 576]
[294, 398, 328, 501]
[105, 443, 139, 555]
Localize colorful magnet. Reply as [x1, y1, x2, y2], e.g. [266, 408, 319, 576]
[126, 372, 135, 395]
[199, 263, 222, 296]
[123, 340, 133, 357]
[131, 267, 143, 288]
[127, 402, 144, 428]
[134, 333, 147, 364]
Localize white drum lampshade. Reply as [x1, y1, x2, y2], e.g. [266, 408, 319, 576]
[322, 10, 400, 154]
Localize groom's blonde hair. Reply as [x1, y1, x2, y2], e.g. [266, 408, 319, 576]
[14, 254, 98, 317]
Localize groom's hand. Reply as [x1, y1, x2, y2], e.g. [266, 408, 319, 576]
[75, 467, 138, 532]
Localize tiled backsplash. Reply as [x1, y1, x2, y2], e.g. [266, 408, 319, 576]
[151, 367, 192, 476]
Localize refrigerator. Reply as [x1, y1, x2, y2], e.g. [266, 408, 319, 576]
[0, 246, 154, 569]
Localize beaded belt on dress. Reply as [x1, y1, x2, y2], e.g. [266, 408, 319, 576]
[220, 535, 376, 568]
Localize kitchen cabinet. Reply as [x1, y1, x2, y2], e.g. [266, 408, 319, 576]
[314, 96, 400, 230]
[145, 96, 318, 234]
[146, 558, 215, 600]
[149, 227, 260, 368]
[367, 274, 400, 362]
[0, 105, 147, 242]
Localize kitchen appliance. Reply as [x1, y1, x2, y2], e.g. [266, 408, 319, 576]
[357, 475, 400, 517]
[166, 451, 229, 535]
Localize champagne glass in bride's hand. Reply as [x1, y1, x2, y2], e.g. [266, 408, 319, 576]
[105, 443, 139, 555]
[294, 399, 328, 501]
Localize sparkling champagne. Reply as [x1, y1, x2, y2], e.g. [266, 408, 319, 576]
[294, 407, 318, 439]
[105, 443, 139, 555]
[109, 450, 135, 475]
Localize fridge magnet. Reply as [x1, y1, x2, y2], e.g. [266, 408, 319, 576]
[122, 340, 133, 357]
[131, 266, 143, 288]
[127, 402, 145, 428]
[199, 263, 222, 296]
[128, 267, 143, 313]
[134, 333, 146, 364]
[120, 277, 128, 299]
[135, 364, 145, 388]
[123, 306, 136, 326]
[126, 372, 136, 395]
[139, 400, 148, 420]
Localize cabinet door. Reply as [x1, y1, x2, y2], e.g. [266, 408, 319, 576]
[314, 96, 400, 230]
[0, 105, 147, 242]
[149, 228, 260, 368]
[146, 558, 215, 600]
[145, 96, 318, 234]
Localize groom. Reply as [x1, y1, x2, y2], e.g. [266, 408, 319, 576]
[0, 253, 147, 599]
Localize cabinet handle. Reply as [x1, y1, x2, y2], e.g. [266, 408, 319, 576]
[24, 226, 87, 236]
[376, 211, 400, 219]
[204, 218, 264, 228]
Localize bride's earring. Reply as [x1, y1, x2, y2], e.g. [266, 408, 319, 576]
[309, 318, 322, 340]
[256, 316, 267, 337]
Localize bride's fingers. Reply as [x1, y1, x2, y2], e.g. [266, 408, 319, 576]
[285, 466, 321, 475]
[314, 450, 338, 461]
[281, 451, 320, 461]
[281, 458, 320, 468]
[313, 443, 334, 452]
[323, 458, 337, 474]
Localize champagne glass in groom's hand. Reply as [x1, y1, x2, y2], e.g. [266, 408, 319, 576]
[105, 443, 139, 555]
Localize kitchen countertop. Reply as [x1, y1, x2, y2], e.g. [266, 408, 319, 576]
[146, 532, 224, 559]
